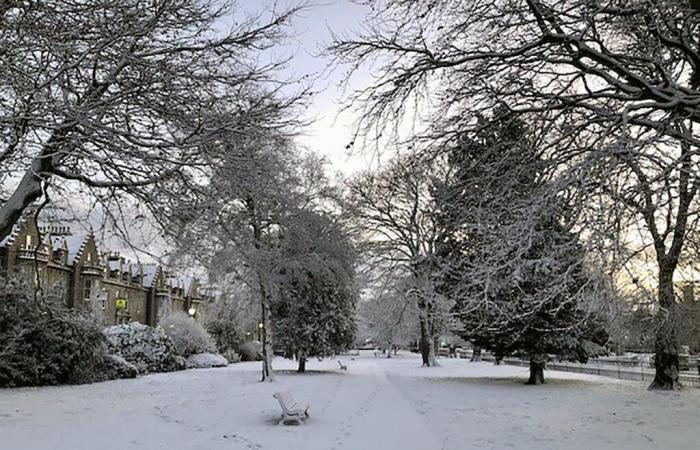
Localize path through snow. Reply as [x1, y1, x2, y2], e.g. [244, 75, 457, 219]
[1, 352, 698, 450]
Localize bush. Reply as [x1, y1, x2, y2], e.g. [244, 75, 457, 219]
[95, 355, 138, 381]
[238, 341, 263, 361]
[222, 349, 241, 363]
[206, 318, 242, 355]
[0, 277, 107, 387]
[185, 353, 228, 369]
[104, 322, 184, 374]
[159, 312, 216, 357]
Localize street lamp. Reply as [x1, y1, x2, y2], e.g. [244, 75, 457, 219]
[188, 306, 196, 317]
[257, 322, 263, 341]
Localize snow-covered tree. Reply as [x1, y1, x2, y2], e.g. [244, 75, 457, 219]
[0, 0, 303, 241]
[358, 278, 420, 357]
[272, 211, 358, 372]
[435, 110, 609, 384]
[164, 130, 339, 380]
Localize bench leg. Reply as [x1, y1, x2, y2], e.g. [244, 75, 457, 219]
[279, 414, 303, 426]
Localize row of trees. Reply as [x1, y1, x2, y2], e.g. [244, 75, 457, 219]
[332, 0, 700, 389]
[348, 111, 609, 384]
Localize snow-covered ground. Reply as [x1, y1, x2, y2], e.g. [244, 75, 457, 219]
[1, 352, 699, 450]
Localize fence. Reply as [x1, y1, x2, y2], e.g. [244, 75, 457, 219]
[474, 353, 700, 388]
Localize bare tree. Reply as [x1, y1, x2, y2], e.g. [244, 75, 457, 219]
[345, 154, 449, 366]
[0, 0, 303, 241]
[359, 276, 420, 357]
[573, 127, 700, 389]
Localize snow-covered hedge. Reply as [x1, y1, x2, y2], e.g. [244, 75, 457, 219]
[0, 277, 107, 387]
[159, 312, 216, 357]
[104, 322, 184, 374]
[96, 354, 138, 380]
[185, 353, 228, 369]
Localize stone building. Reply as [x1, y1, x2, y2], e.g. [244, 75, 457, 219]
[0, 220, 74, 300]
[1, 213, 216, 327]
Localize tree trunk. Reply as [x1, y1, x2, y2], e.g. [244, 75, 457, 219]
[248, 198, 274, 382]
[297, 355, 306, 373]
[471, 346, 482, 362]
[419, 315, 432, 366]
[430, 335, 440, 367]
[650, 269, 681, 390]
[427, 336, 440, 367]
[526, 354, 546, 385]
[260, 282, 275, 382]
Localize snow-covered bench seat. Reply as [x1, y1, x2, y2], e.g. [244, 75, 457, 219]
[273, 391, 309, 425]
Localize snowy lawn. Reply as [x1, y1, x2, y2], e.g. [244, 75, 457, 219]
[1, 352, 698, 450]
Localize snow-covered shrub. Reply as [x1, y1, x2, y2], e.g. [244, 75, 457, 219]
[238, 341, 263, 361]
[185, 353, 228, 369]
[159, 312, 216, 357]
[96, 355, 138, 380]
[205, 318, 242, 355]
[0, 277, 107, 387]
[104, 322, 183, 374]
[222, 349, 241, 363]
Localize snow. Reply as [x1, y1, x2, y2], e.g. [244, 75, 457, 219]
[0, 223, 19, 247]
[1, 352, 699, 450]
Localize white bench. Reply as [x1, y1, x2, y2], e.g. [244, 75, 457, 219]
[337, 360, 347, 370]
[273, 391, 309, 425]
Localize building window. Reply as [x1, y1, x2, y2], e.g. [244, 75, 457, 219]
[25, 234, 32, 249]
[83, 278, 93, 301]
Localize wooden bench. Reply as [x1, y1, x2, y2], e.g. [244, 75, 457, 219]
[337, 360, 347, 370]
[273, 391, 309, 425]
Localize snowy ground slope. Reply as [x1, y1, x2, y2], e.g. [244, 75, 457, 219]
[1, 352, 698, 450]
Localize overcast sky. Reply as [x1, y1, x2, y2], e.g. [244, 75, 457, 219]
[244, 0, 377, 176]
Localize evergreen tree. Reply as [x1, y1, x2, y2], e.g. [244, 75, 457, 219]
[436, 108, 608, 384]
[271, 210, 358, 372]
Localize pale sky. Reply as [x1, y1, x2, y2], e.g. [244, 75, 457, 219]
[76, 2, 377, 265]
[243, 0, 377, 176]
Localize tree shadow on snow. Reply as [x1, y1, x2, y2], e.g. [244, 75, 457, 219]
[431, 376, 609, 388]
[275, 370, 345, 376]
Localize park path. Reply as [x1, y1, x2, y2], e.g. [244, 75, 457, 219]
[299, 358, 445, 450]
